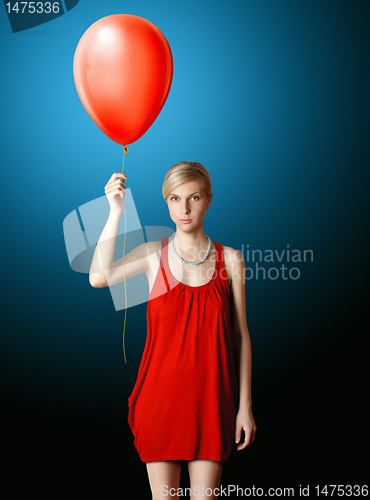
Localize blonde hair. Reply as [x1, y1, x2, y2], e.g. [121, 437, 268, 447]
[162, 161, 212, 202]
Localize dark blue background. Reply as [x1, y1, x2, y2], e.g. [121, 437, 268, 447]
[1, 0, 369, 497]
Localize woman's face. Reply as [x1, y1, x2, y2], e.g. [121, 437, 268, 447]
[167, 180, 212, 231]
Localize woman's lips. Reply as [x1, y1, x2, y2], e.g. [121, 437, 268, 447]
[181, 219, 192, 223]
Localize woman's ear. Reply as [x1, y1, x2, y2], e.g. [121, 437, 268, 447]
[207, 193, 213, 209]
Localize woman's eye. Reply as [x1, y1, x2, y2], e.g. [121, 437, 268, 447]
[170, 196, 199, 201]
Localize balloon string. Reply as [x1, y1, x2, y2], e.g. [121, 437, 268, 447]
[122, 145, 128, 363]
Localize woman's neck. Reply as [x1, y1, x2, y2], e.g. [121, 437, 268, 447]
[173, 231, 209, 257]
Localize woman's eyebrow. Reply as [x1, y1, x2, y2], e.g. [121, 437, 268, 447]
[169, 191, 201, 197]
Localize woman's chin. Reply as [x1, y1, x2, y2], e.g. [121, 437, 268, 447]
[177, 223, 196, 230]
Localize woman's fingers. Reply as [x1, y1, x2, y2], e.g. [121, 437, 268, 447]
[105, 177, 126, 189]
[105, 186, 126, 197]
[104, 173, 127, 211]
[237, 430, 250, 450]
[236, 426, 256, 450]
[108, 172, 127, 182]
[105, 178, 127, 194]
[105, 181, 125, 193]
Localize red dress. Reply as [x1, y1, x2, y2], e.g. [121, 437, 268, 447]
[128, 236, 239, 462]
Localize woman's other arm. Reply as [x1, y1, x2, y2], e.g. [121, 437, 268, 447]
[228, 249, 257, 450]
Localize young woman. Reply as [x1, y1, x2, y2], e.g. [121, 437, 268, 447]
[89, 162, 257, 499]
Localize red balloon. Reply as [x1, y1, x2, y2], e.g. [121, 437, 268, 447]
[73, 14, 173, 146]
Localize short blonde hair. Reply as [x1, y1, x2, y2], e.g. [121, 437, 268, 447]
[162, 161, 212, 202]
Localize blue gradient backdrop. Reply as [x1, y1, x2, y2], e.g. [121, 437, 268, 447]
[1, 0, 369, 494]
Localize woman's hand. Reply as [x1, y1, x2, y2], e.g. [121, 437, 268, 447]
[235, 407, 257, 450]
[104, 172, 128, 213]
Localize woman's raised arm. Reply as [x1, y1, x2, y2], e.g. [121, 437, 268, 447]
[89, 172, 150, 288]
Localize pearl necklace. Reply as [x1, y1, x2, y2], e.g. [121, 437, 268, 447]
[170, 233, 211, 265]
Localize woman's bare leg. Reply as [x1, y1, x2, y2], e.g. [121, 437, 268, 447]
[187, 459, 224, 500]
[146, 460, 182, 499]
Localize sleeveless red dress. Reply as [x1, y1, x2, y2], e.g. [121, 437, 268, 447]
[128, 236, 239, 462]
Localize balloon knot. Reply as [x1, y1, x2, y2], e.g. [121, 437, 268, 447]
[123, 146, 129, 153]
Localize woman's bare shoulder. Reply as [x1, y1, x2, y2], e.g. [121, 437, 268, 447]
[220, 244, 245, 285]
[145, 240, 162, 281]
[145, 240, 162, 269]
[146, 240, 162, 257]
[220, 245, 244, 263]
